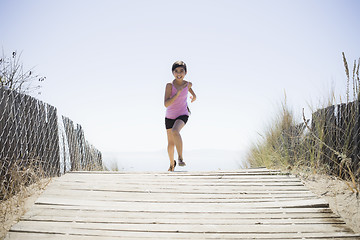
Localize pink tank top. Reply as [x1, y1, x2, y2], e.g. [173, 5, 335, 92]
[166, 83, 189, 119]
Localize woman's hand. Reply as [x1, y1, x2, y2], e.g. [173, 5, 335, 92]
[176, 84, 187, 96]
[188, 83, 197, 103]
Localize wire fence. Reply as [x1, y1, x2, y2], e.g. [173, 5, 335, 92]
[0, 87, 102, 201]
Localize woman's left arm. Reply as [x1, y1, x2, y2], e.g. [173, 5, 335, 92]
[188, 82, 197, 103]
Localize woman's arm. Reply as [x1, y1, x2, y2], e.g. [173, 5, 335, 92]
[188, 82, 197, 103]
[164, 83, 183, 107]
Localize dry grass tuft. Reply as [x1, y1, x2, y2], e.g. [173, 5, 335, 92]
[0, 180, 50, 240]
[0, 158, 52, 239]
[103, 159, 120, 171]
[246, 96, 301, 170]
[246, 53, 360, 192]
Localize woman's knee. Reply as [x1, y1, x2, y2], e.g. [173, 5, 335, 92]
[167, 139, 175, 147]
[172, 120, 185, 134]
[171, 128, 180, 136]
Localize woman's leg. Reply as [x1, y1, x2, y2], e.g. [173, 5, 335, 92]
[166, 129, 175, 171]
[172, 120, 186, 161]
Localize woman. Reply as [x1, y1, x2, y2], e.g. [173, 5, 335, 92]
[164, 61, 197, 171]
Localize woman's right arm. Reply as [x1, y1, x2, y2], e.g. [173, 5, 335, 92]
[164, 83, 181, 107]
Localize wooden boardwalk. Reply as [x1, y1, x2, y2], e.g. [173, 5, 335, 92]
[5, 168, 360, 239]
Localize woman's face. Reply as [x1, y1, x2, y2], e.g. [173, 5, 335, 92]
[173, 67, 186, 80]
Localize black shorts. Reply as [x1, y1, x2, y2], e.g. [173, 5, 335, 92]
[165, 115, 189, 129]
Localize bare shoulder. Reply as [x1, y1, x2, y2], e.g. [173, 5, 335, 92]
[166, 82, 172, 89]
[187, 81, 193, 88]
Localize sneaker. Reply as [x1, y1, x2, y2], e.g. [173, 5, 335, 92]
[168, 160, 176, 171]
[178, 159, 186, 167]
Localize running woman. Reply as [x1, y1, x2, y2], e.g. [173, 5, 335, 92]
[164, 61, 197, 171]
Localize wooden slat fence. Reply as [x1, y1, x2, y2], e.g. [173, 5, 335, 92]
[0, 87, 102, 201]
[311, 99, 360, 180]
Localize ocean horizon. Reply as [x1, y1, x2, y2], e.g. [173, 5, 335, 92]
[102, 149, 246, 172]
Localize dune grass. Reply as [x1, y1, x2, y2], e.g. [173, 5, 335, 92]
[245, 53, 360, 192]
[0, 159, 50, 239]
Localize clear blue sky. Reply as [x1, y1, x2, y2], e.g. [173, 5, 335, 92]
[1, 0, 360, 161]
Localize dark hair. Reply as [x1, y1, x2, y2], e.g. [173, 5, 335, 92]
[172, 61, 187, 73]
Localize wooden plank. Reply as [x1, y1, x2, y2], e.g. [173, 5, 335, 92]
[6, 231, 360, 240]
[45, 178, 307, 187]
[55, 171, 297, 177]
[40, 190, 317, 201]
[23, 207, 339, 220]
[47, 176, 303, 183]
[23, 204, 336, 214]
[44, 180, 310, 190]
[9, 220, 354, 234]
[65, 172, 287, 177]
[34, 197, 329, 210]
[22, 214, 346, 225]
[44, 184, 310, 193]
[37, 188, 317, 197]
[51, 178, 304, 184]
[70, 168, 282, 174]
[76, 173, 290, 178]
[42, 184, 314, 193]
[34, 192, 318, 203]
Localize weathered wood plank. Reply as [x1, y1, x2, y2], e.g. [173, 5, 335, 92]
[70, 168, 281, 174]
[21, 215, 346, 225]
[52, 178, 304, 185]
[34, 197, 329, 210]
[65, 173, 289, 178]
[35, 192, 318, 203]
[61, 171, 292, 178]
[44, 185, 310, 194]
[44, 182, 311, 193]
[6, 231, 360, 240]
[39, 186, 316, 196]
[9, 220, 354, 234]
[23, 207, 340, 220]
[23, 204, 336, 214]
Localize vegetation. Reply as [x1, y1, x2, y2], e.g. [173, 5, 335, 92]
[0, 50, 45, 94]
[246, 53, 360, 192]
[103, 160, 120, 171]
[0, 160, 50, 238]
[245, 97, 308, 170]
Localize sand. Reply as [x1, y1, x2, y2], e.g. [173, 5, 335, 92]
[296, 172, 360, 233]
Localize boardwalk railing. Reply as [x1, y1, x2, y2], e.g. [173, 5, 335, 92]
[0, 87, 102, 201]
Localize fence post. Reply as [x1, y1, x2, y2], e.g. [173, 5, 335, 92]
[355, 100, 360, 174]
[324, 105, 336, 172]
